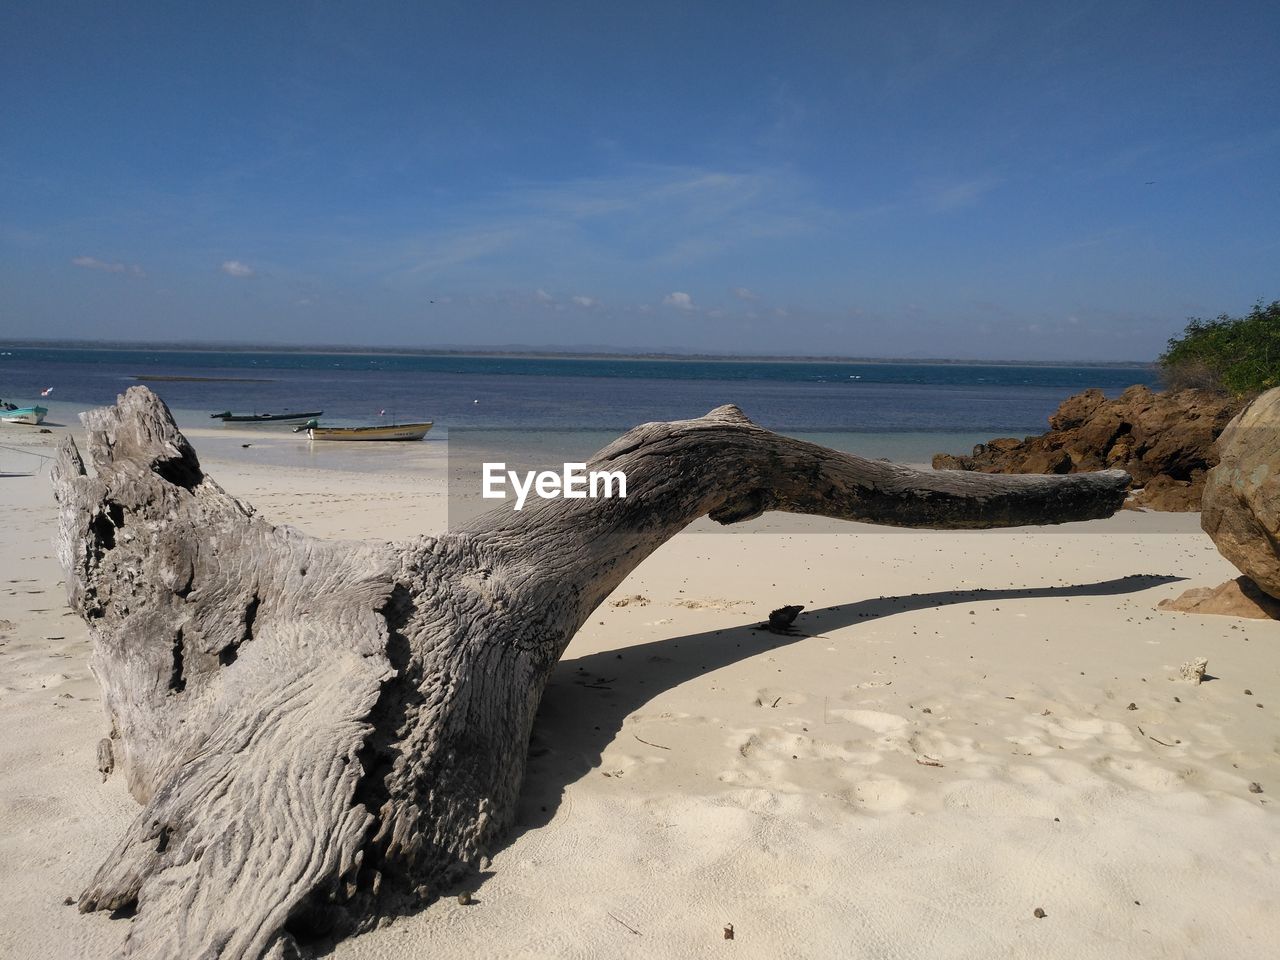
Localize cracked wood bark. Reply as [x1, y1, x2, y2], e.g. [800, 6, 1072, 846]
[53, 386, 1130, 959]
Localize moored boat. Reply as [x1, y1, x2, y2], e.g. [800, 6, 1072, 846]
[295, 419, 433, 441]
[0, 402, 48, 425]
[211, 410, 323, 423]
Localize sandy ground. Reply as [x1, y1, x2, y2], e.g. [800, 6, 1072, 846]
[2, 419, 1278, 959]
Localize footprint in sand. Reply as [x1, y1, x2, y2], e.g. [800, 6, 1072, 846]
[826, 708, 911, 734]
[1097, 756, 1196, 793]
[844, 778, 912, 812]
[1023, 714, 1142, 751]
[737, 727, 886, 764]
[942, 778, 1058, 818]
[752, 688, 809, 708]
[909, 729, 983, 764]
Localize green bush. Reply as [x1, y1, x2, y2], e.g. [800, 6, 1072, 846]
[1159, 300, 1280, 396]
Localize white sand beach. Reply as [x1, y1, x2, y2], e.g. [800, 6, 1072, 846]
[2, 423, 1278, 959]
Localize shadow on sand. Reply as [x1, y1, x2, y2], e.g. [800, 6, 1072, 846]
[509, 572, 1185, 841]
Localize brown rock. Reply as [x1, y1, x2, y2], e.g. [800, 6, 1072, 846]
[1201, 387, 1280, 599]
[1021, 448, 1073, 475]
[1134, 475, 1199, 512]
[987, 437, 1025, 453]
[1158, 577, 1280, 620]
[1048, 388, 1109, 431]
[932, 453, 969, 470]
[933, 386, 1239, 511]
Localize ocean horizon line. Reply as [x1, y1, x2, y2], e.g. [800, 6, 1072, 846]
[1, 338, 1157, 369]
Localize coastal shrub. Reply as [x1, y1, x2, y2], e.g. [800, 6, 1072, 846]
[1159, 300, 1280, 396]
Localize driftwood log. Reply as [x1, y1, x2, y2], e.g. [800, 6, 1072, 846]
[52, 387, 1130, 959]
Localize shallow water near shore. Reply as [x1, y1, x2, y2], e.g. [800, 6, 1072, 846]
[1, 347, 1157, 435]
[2, 348, 1160, 480]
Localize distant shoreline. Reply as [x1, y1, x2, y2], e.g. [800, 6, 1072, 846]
[133, 375, 275, 383]
[2, 339, 1156, 369]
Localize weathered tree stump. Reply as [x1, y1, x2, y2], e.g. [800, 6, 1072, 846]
[53, 387, 1130, 959]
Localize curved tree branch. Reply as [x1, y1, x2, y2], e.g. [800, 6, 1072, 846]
[53, 388, 1129, 959]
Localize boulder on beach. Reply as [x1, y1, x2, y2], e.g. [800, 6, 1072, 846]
[1159, 576, 1280, 620]
[1200, 387, 1280, 600]
[932, 385, 1239, 510]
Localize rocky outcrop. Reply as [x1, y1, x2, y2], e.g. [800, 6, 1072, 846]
[1200, 387, 1280, 599]
[933, 385, 1240, 510]
[1158, 576, 1280, 619]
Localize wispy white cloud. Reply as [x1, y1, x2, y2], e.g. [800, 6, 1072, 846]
[916, 176, 1002, 213]
[534, 288, 555, 303]
[382, 164, 826, 280]
[571, 295, 598, 307]
[663, 291, 695, 310]
[732, 286, 759, 301]
[221, 259, 255, 277]
[72, 255, 144, 277]
[405, 226, 523, 276]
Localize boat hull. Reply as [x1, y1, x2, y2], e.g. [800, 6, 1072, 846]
[212, 411, 323, 423]
[0, 406, 47, 425]
[307, 422, 433, 441]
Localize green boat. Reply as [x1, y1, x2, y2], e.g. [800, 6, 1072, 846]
[0, 401, 47, 425]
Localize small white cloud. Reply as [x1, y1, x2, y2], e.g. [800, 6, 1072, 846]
[72, 255, 144, 277]
[920, 177, 1001, 213]
[534, 288, 555, 303]
[732, 286, 758, 301]
[72, 255, 119, 272]
[571, 295, 599, 307]
[663, 291, 695, 311]
[221, 260, 255, 277]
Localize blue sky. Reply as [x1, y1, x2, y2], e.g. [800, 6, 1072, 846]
[2, 1, 1277, 360]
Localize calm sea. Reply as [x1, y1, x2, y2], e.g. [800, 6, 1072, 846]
[0, 346, 1159, 464]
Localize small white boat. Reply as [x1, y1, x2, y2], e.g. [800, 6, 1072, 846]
[297, 419, 433, 441]
[0, 403, 47, 425]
